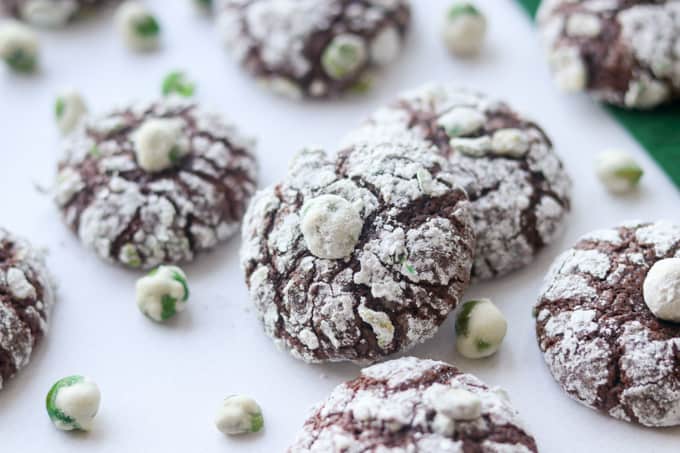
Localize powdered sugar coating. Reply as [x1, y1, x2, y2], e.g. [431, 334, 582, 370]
[216, 0, 410, 99]
[288, 357, 538, 452]
[0, 228, 56, 391]
[538, 0, 680, 108]
[535, 221, 680, 427]
[0, 0, 116, 26]
[240, 140, 475, 363]
[343, 83, 571, 280]
[54, 97, 258, 269]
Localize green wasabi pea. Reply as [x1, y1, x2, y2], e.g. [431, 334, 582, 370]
[136, 265, 189, 322]
[46, 375, 101, 431]
[321, 34, 367, 80]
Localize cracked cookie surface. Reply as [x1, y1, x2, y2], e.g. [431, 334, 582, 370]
[288, 357, 538, 452]
[535, 220, 680, 427]
[344, 83, 571, 280]
[54, 97, 258, 270]
[0, 228, 55, 391]
[240, 139, 475, 363]
[216, 0, 411, 99]
[538, 0, 680, 109]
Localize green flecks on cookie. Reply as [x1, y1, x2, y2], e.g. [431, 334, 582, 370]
[448, 3, 480, 19]
[135, 16, 160, 38]
[55, 98, 65, 119]
[455, 300, 482, 337]
[614, 165, 643, 185]
[172, 271, 189, 301]
[250, 411, 264, 433]
[162, 71, 196, 98]
[160, 294, 177, 320]
[89, 145, 100, 158]
[46, 375, 83, 429]
[350, 76, 372, 94]
[6, 49, 35, 73]
[122, 244, 142, 268]
[322, 37, 364, 80]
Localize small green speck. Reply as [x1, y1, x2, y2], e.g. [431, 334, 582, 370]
[531, 306, 539, 318]
[46, 375, 83, 429]
[89, 145, 100, 157]
[455, 299, 482, 337]
[5, 49, 35, 73]
[250, 412, 264, 433]
[350, 76, 372, 94]
[168, 146, 182, 164]
[322, 38, 363, 80]
[160, 294, 177, 320]
[55, 98, 65, 119]
[404, 263, 416, 275]
[195, 0, 212, 8]
[614, 165, 643, 185]
[476, 338, 492, 351]
[162, 71, 196, 97]
[148, 267, 159, 276]
[448, 3, 480, 20]
[446, 125, 463, 137]
[135, 15, 160, 38]
[172, 271, 189, 301]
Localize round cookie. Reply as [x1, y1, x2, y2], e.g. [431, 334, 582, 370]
[537, 0, 680, 109]
[240, 140, 475, 364]
[535, 220, 680, 427]
[54, 97, 258, 270]
[0, 228, 55, 391]
[216, 0, 411, 99]
[344, 83, 572, 280]
[1, 0, 115, 27]
[288, 357, 539, 452]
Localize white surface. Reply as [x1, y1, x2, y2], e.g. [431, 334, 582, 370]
[0, 1, 678, 452]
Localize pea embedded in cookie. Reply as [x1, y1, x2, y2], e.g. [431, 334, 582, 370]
[240, 136, 475, 364]
[0, 228, 56, 391]
[288, 357, 538, 452]
[538, 0, 680, 109]
[344, 83, 572, 280]
[216, 0, 411, 99]
[535, 220, 680, 427]
[54, 96, 258, 270]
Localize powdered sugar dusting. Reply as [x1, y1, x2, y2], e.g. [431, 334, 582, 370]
[54, 97, 258, 269]
[535, 221, 680, 427]
[343, 83, 571, 280]
[288, 357, 537, 452]
[240, 138, 475, 363]
[0, 228, 56, 391]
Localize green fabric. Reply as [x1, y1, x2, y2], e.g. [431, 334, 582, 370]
[516, 0, 680, 188]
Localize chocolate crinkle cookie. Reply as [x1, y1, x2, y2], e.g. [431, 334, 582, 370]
[538, 0, 680, 109]
[240, 138, 475, 364]
[344, 83, 572, 281]
[0, 228, 55, 390]
[1, 0, 116, 27]
[288, 357, 539, 452]
[54, 97, 258, 270]
[216, 0, 411, 99]
[535, 220, 680, 427]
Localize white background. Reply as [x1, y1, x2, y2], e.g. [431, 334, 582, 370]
[0, 1, 678, 452]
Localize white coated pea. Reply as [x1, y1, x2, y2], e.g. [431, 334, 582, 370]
[300, 194, 363, 260]
[370, 26, 401, 66]
[490, 128, 530, 157]
[55, 90, 87, 134]
[321, 34, 367, 80]
[133, 118, 189, 173]
[46, 376, 101, 431]
[549, 47, 587, 93]
[215, 395, 264, 435]
[115, 1, 161, 51]
[20, 0, 78, 28]
[0, 20, 39, 73]
[136, 265, 189, 322]
[595, 150, 643, 194]
[455, 299, 507, 359]
[432, 388, 482, 421]
[643, 258, 680, 323]
[442, 2, 487, 57]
